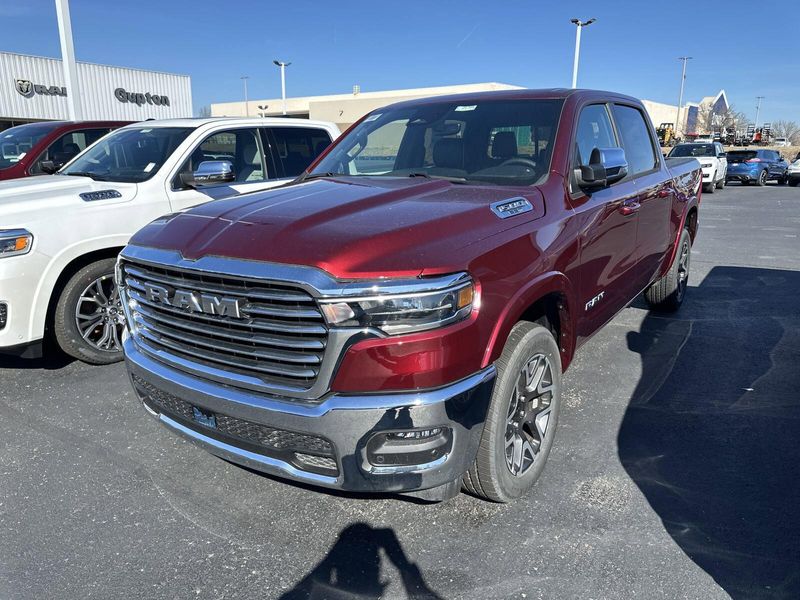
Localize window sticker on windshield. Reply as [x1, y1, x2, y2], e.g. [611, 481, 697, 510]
[17, 152, 26, 159]
[454, 105, 477, 112]
[139, 129, 152, 133]
[364, 114, 381, 122]
[143, 162, 156, 172]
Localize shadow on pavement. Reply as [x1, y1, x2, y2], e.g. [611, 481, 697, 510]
[619, 266, 800, 599]
[279, 522, 443, 600]
[0, 349, 74, 371]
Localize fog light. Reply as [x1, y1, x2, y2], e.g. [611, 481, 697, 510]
[0, 303, 7, 330]
[366, 427, 453, 469]
[389, 428, 443, 440]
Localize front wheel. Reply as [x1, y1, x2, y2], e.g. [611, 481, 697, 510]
[645, 227, 691, 312]
[463, 322, 562, 502]
[789, 178, 800, 187]
[53, 257, 126, 365]
[715, 174, 725, 189]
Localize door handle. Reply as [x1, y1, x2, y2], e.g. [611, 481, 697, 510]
[619, 201, 641, 216]
[657, 189, 670, 198]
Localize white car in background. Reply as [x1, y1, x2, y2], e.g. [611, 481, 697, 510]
[0, 117, 339, 363]
[788, 156, 800, 186]
[668, 141, 728, 193]
[774, 137, 789, 147]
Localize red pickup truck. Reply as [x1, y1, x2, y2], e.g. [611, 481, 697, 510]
[118, 89, 701, 502]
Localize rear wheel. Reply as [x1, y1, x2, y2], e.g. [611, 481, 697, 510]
[645, 227, 691, 312]
[756, 169, 768, 186]
[53, 258, 125, 365]
[463, 322, 562, 502]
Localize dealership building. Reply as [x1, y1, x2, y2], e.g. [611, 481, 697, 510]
[0, 51, 192, 131]
[211, 82, 728, 137]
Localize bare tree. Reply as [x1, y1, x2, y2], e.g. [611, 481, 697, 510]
[196, 105, 211, 118]
[771, 120, 800, 144]
[696, 103, 749, 133]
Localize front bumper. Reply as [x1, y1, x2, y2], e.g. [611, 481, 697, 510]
[0, 253, 45, 351]
[124, 335, 496, 495]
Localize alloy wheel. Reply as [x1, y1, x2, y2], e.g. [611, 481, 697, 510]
[504, 353, 555, 476]
[676, 239, 690, 300]
[74, 274, 125, 353]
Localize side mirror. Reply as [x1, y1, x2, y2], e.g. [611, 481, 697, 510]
[575, 147, 628, 190]
[181, 160, 235, 188]
[717, 152, 727, 158]
[40, 160, 59, 174]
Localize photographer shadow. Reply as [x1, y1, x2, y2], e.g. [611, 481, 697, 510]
[619, 266, 800, 599]
[279, 522, 443, 600]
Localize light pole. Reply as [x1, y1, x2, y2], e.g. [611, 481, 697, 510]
[273, 60, 291, 115]
[755, 96, 765, 128]
[570, 18, 596, 89]
[240, 76, 250, 116]
[675, 56, 692, 137]
[55, 0, 81, 119]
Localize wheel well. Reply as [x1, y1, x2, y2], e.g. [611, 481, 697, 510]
[686, 207, 698, 241]
[44, 247, 124, 333]
[519, 293, 564, 351]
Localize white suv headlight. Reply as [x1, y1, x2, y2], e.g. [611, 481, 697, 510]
[319, 274, 474, 335]
[0, 229, 33, 258]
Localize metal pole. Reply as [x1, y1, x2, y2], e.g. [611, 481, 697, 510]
[280, 65, 286, 115]
[571, 25, 581, 89]
[754, 96, 764, 128]
[569, 19, 595, 89]
[241, 76, 249, 116]
[675, 57, 692, 137]
[54, 0, 81, 120]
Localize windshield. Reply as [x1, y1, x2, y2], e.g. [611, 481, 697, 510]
[0, 122, 60, 170]
[61, 126, 192, 182]
[310, 99, 564, 186]
[669, 144, 716, 158]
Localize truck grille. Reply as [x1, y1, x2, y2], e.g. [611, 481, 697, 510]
[121, 259, 328, 392]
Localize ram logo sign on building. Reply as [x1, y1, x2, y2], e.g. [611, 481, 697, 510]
[0, 51, 191, 125]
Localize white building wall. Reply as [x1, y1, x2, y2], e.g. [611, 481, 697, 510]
[0, 51, 192, 121]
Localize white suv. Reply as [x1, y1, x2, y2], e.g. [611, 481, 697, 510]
[0, 117, 339, 363]
[668, 141, 728, 193]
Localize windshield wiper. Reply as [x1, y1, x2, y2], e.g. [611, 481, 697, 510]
[298, 171, 349, 182]
[407, 172, 468, 184]
[63, 171, 101, 180]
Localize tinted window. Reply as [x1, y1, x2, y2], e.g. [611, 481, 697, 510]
[30, 128, 109, 174]
[61, 126, 192, 183]
[727, 151, 757, 163]
[311, 99, 564, 186]
[268, 127, 332, 178]
[176, 128, 265, 187]
[0, 122, 62, 170]
[612, 104, 658, 175]
[574, 104, 617, 167]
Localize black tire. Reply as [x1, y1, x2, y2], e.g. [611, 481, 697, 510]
[789, 178, 800, 187]
[463, 321, 562, 502]
[704, 177, 715, 194]
[53, 257, 125, 365]
[756, 169, 768, 186]
[777, 175, 788, 185]
[645, 227, 691, 312]
[715, 175, 725, 189]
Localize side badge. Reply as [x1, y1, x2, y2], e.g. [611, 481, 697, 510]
[491, 197, 533, 219]
[79, 190, 122, 202]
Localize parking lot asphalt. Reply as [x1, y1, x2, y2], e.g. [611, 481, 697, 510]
[2, 183, 799, 600]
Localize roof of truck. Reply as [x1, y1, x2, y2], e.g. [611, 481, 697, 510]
[117, 117, 336, 129]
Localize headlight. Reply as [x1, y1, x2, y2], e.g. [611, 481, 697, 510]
[319, 275, 474, 335]
[0, 229, 33, 258]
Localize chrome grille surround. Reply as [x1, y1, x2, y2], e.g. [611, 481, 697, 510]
[118, 245, 472, 401]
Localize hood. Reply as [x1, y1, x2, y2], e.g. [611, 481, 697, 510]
[130, 176, 545, 279]
[0, 175, 138, 222]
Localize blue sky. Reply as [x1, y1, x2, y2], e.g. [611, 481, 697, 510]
[1, 0, 798, 123]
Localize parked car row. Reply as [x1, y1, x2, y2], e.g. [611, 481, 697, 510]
[0, 89, 705, 502]
[667, 143, 793, 190]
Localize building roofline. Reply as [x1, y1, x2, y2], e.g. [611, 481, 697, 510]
[0, 50, 190, 79]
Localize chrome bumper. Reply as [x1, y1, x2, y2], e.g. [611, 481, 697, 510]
[124, 335, 496, 495]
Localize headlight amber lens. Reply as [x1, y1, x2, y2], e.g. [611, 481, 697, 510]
[0, 230, 33, 258]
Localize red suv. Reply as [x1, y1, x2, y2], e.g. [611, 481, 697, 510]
[0, 120, 130, 180]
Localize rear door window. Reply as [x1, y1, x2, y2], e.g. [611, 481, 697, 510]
[264, 127, 332, 178]
[611, 104, 658, 176]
